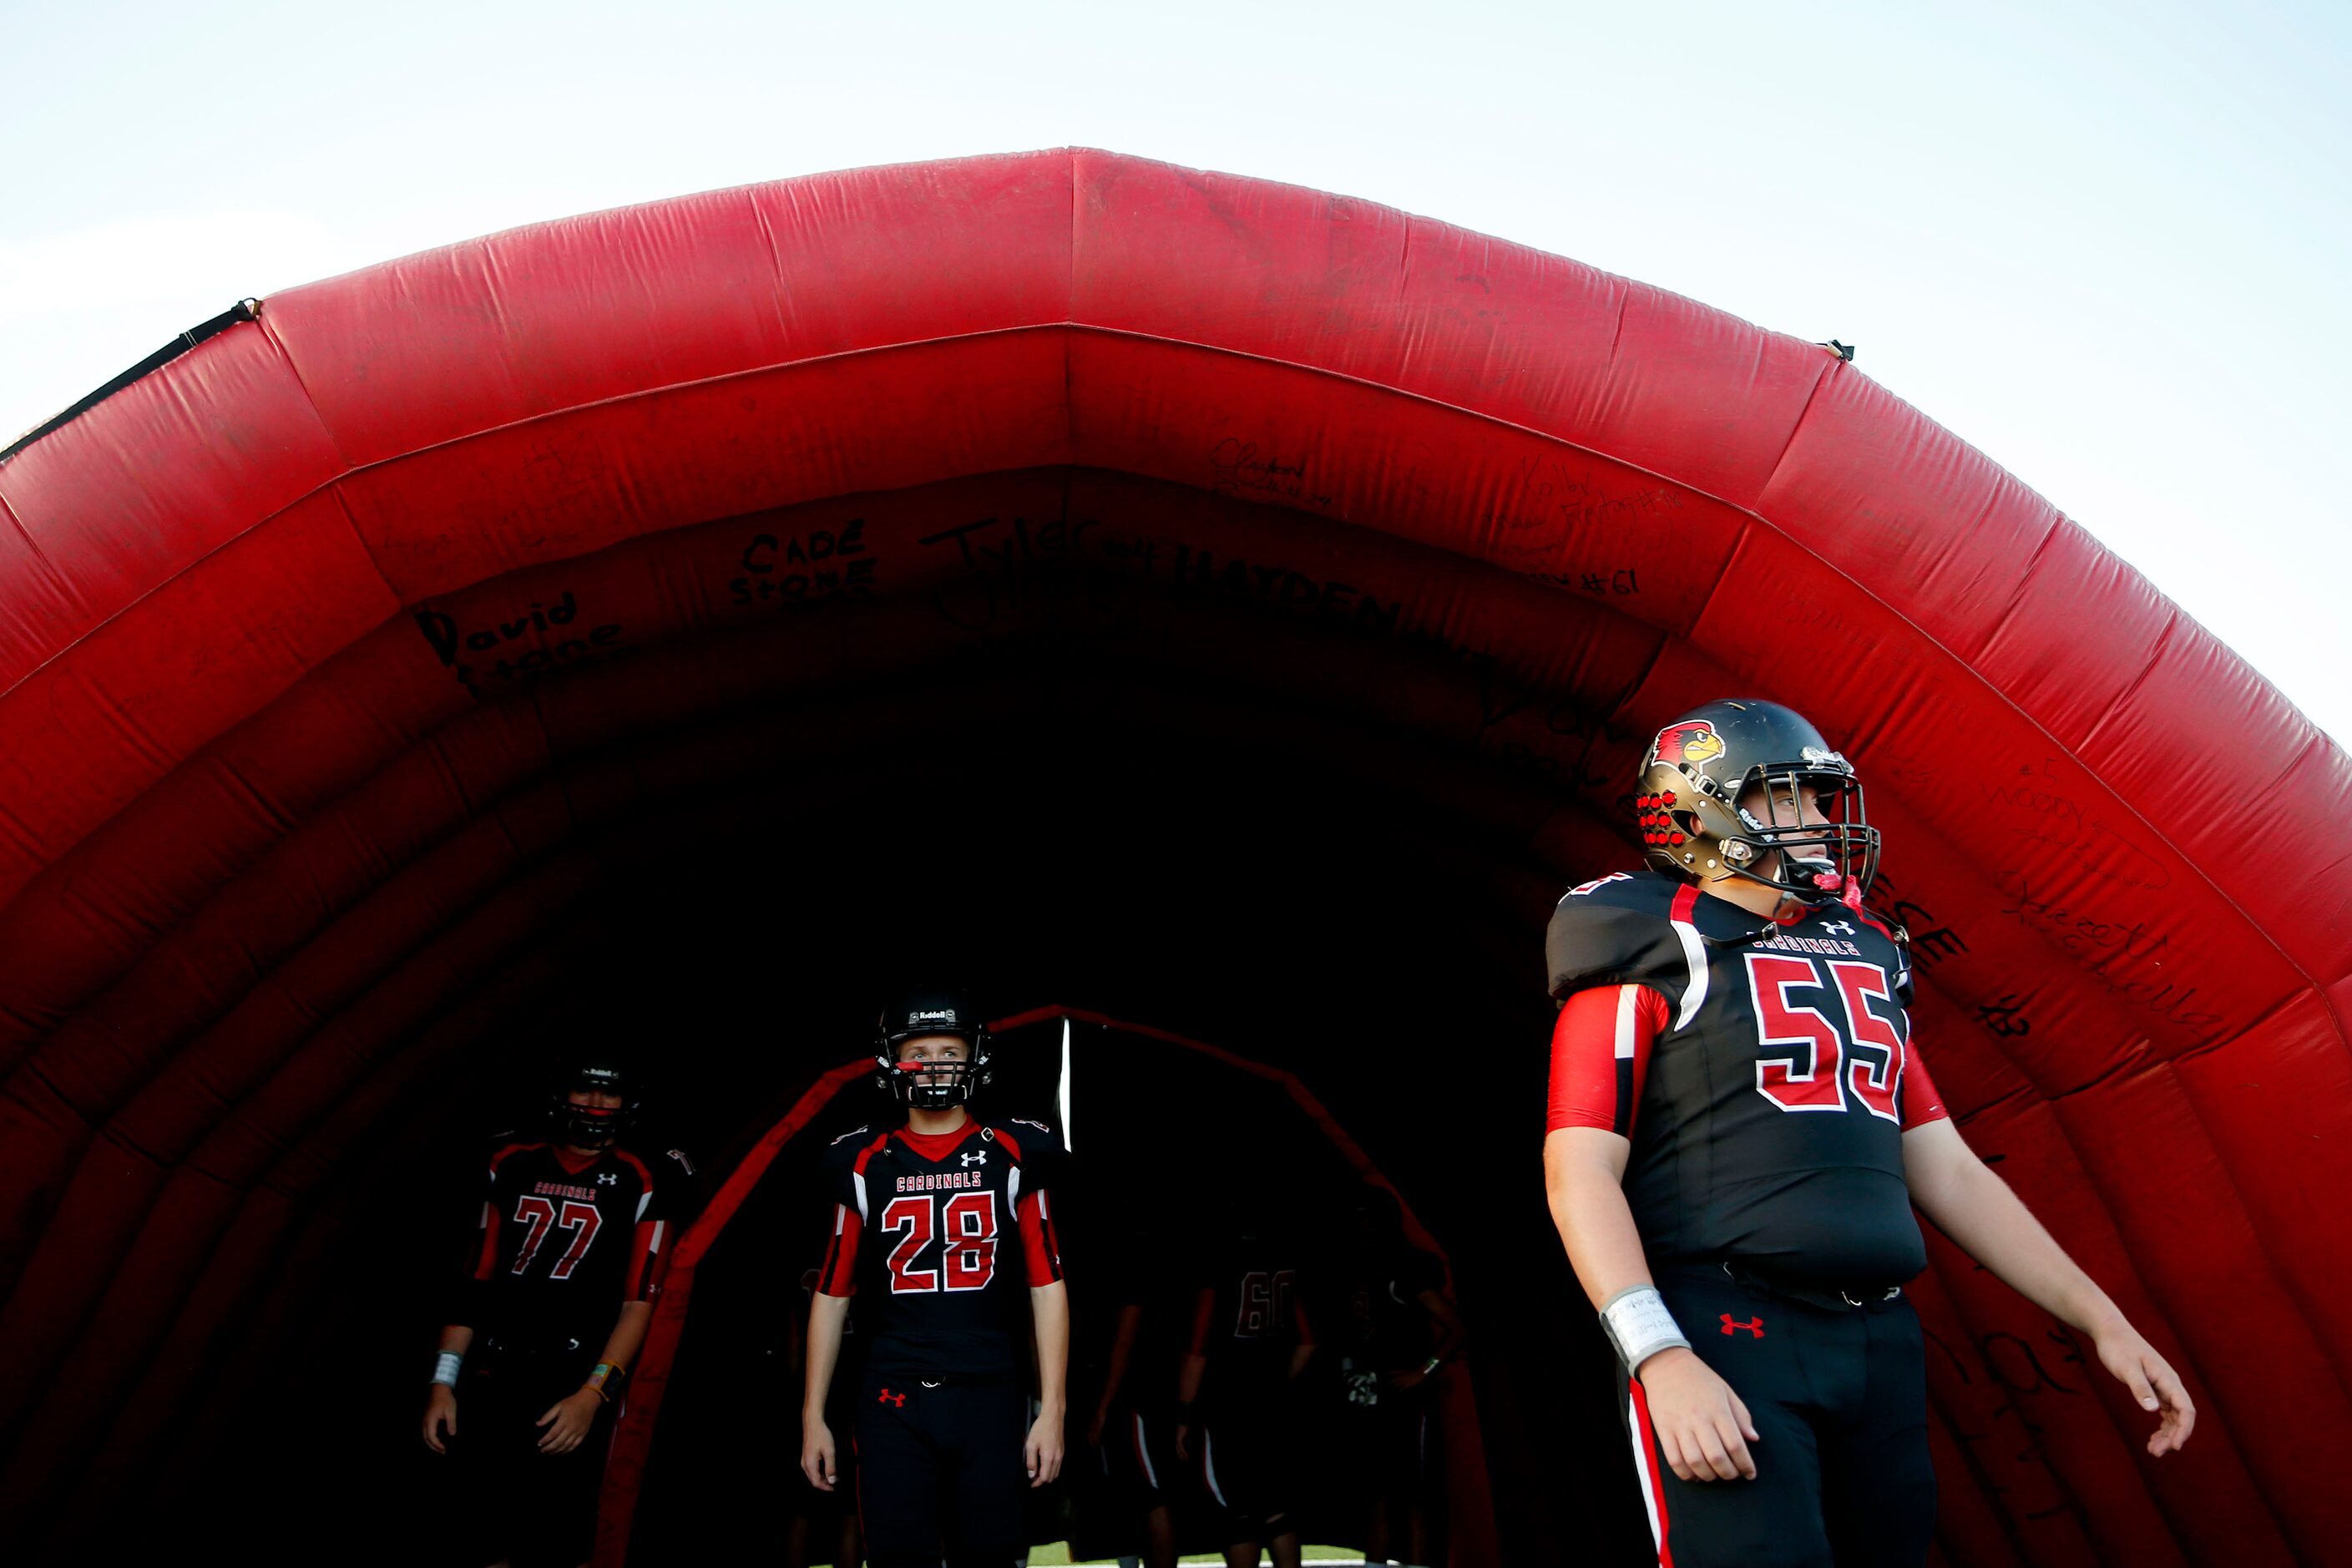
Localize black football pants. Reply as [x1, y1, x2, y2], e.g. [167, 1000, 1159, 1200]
[853, 1367, 1029, 1568]
[448, 1344, 609, 1568]
[1617, 1268, 1935, 1568]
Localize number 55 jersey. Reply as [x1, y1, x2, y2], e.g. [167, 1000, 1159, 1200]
[816, 1117, 1067, 1382]
[1545, 870, 1949, 1287]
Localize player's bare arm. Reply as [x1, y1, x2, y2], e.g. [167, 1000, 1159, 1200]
[1387, 1283, 1464, 1391]
[1028, 1277, 1070, 1486]
[1092, 1301, 1144, 1447]
[1286, 1295, 1318, 1383]
[1903, 1119, 2194, 1455]
[1545, 1126, 1758, 1483]
[421, 1323, 475, 1454]
[800, 1288, 851, 1490]
[538, 1297, 653, 1454]
[1171, 1290, 1210, 1464]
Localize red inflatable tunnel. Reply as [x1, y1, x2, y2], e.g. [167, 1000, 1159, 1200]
[0, 149, 2347, 1566]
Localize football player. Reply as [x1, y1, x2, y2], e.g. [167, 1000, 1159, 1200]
[1332, 1186, 1461, 1568]
[421, 1054, 683, 1568]
[1086, 1223, 1187, 1568]
[781, 1253, 864, 1568]
[1173, 1210, 1318, 1568]
[1544, 699, 2193, 1567]
[799, 990, 1070, 1568]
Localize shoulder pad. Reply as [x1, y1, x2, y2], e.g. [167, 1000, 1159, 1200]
[819, 1125, 880, 1172]
[1545, 871, 1694, 1008]
[993, 1117, 1067, 1156]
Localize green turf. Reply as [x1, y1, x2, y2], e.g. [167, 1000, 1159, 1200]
[1021, 1545, 1361, 1565]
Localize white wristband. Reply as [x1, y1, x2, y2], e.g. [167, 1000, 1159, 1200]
[1600, 1285, 1690, 1375]
[432, 1351, 464, 1387]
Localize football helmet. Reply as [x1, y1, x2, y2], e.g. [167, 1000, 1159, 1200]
[1634, 698, 1879, 905]
[549, 1054, 639, 1149]
[874, 988, 992, 1110]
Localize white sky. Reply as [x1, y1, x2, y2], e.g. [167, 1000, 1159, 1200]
[4, 0, 2344, 740]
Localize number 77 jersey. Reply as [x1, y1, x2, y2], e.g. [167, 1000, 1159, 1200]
[1545, 870, 1950, 1287]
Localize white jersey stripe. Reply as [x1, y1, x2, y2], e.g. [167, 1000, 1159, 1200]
[852, 1171, 869, 1223]
[1614, 984, 1641, 1059]
[1670, 910, 1708, 1030]
[1134, 1411, 1160, 1489]
[1629, 1389, 1666, 1560]
[1201, 1429, 1230, 1506]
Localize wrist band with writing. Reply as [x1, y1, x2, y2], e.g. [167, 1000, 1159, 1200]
[1599, 1284, 1691, 1375]
[432, 1351, 463, 1387]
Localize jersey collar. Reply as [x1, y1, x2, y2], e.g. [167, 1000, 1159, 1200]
[893, 1119, 984, 1163]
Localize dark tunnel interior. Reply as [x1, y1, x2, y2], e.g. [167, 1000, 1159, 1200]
[77, 543, 1657, 1565]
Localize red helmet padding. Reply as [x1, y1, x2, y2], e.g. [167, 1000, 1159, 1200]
[0, 149, 2342, 1563]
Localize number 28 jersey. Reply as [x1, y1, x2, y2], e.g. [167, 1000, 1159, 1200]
[1545, 871, 1948, 1287]
[816, 1117, 1067, 1382]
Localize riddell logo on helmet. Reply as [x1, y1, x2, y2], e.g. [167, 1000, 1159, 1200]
[909, 1009, 958, 1027]
[1652, 721, 1726, 769]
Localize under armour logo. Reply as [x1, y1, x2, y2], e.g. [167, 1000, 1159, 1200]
[597, 1172, 619, 1185]
[878, 1388, 906, 1407]
[1720, 1314, 1766, 1338]
[1823, 920, 1855, 936]
[960, 1150, 987, 1167]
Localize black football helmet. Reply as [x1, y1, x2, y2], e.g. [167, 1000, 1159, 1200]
[549, 1054, 639, 1149]
[874, 988, 992, 1110]
[1633, 698, 1880, 906]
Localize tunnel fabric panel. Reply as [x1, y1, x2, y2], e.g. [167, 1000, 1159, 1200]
[0, 147, 2337, 1565]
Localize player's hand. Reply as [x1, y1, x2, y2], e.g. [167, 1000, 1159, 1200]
[534, 1389, 601, 1454]
[1384, 1366, 1430, 1392]
[1171, 1423, 1191, 1464]
[1637, 1347, 1759, 1483]
[1086, 1403, 1110, 1448]
[802, 1416, 837, 1492]
[2091, 1320, 2196, 1456]
[1025, 1407, 1065, 1488]
[422, 1384, 458, 1454]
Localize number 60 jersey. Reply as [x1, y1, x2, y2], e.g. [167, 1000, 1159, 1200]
[1546, 870, 1950, 1289]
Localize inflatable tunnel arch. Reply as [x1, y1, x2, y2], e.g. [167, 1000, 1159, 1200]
[0, 149, 2348, 1565]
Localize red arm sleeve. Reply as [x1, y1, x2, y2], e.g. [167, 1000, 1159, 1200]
[817, 1202, 862, 1297]
[1016, 1188, 1064, 1284]
[1900, 1037, 1949, 1130]
[471, 1198, 502, 1282]
[1546, 984, 1669, 1136]
[624, 1217, 670, 1302]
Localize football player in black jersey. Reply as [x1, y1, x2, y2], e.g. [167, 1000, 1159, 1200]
[799, 990, 1070, 1568]
[421, 1054, 685, 1568]
[1174, 1215, 1318, 1568]
[1087, 1224, 1188, 1568]
[1544, 700, 2193, 1567]
[1333, 1186, 1462, 1568]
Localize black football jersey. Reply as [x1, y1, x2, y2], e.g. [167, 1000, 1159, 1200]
[816, 1115, 1067, 1382]
[1336, 1244, 1447, 1371]
[1546, 870, 1947, 1287]
[459, 1140, 680, 1343]
[1105, 1223, 1196, 1412]
[1186, 1234, 1313, 1411]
